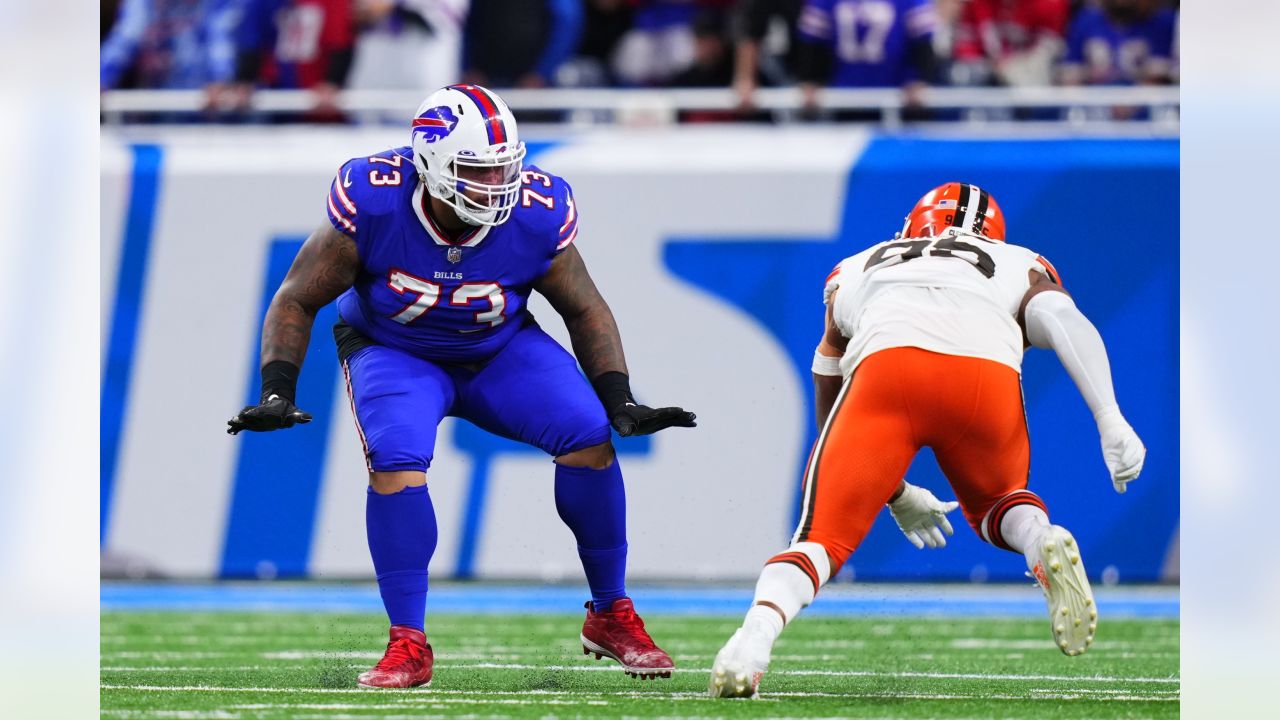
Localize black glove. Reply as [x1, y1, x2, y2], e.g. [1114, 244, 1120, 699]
[227, 394, 313, 435]
[592, 371, 696, 437]
[608, 402, 697, 437]
[227, 360, 311, 435]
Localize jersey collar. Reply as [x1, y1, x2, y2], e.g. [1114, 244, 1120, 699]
[412, 181, 490, 248]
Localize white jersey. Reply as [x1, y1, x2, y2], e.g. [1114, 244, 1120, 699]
[825, 229, 1059, 376]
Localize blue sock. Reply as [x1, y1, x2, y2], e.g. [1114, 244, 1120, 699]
[366, 484, 437, 631]
[554, 460, 628, 612]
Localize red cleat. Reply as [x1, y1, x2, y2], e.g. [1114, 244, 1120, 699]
[358, 626, 434, 689]
[580, 598, 674, 679]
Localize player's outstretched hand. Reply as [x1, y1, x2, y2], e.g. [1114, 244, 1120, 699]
[888, 482, 959, 550]
[1096, 407, 1145, 494]
[609, 403, 696, 437]
[227, 395, 313, 435]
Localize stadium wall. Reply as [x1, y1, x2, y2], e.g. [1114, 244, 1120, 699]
[100, 127, 1178, 583]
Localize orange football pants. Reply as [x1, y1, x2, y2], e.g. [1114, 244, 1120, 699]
[793, 346, 1036, 571]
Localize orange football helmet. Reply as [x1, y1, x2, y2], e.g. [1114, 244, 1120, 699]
[900, 182, 1006, 242]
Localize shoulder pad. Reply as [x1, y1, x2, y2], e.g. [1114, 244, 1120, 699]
[516, 164, 578, 254]
[326, 147, 414, 237]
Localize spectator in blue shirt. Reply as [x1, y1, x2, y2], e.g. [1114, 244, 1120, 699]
[1060, 0, 1177, 85]
[795, 0, 940, 114]
[100, 0, 243, 90]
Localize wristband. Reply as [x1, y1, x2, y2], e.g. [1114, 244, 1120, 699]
[591, 371, 635, 412]
[260, 360, 300, 403]
[812, 351, 842, 377]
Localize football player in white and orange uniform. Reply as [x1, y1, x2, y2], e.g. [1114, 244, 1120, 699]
[710, 182, 1146, 698]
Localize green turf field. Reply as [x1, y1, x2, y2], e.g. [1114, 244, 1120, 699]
[101, 611, 1178, 718]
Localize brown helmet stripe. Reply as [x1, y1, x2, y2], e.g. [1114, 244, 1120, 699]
[950, 183, 972, 228]
[972, 186, 990, 234]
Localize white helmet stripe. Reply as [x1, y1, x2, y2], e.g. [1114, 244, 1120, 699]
[961, 184, 981, 232]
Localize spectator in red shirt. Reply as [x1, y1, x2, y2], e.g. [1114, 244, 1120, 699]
[221, 0, 357, 120]
[949, 0, 1069, 86]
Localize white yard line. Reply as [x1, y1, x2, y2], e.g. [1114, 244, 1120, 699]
[432, 662, 1181, 684]
[949, 638, 1177, 650]
[100, 686, 1178, 704]
[101, 662, 1181, 684]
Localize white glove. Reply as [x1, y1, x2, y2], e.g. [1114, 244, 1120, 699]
[888, 483, 960, 549]
[1095, 406, 1146, 494]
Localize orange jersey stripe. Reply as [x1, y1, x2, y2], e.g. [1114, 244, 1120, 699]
[1036, 256, 1062, 287]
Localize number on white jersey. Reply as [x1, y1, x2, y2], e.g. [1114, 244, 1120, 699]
[864, 235, 996, 278]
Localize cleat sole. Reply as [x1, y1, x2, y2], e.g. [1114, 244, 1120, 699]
[1032, 526, 1097, 657]
[709, 666, 760, 699]
[357, 678, 432, 690]
[580, 634, 674, 680]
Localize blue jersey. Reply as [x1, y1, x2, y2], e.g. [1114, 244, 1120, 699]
[325, 147, 579, 364]
[1063, 8, 1176, 85]
[797, 0, 937, 87]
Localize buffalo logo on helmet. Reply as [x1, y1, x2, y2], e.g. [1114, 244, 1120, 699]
[412, 106, 460, 143]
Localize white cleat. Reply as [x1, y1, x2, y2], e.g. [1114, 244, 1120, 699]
[708, 626, 772, 698]
[1026, 525, 1097, 657]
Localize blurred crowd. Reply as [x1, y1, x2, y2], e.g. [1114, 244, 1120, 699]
[100, 0, 1179, 121]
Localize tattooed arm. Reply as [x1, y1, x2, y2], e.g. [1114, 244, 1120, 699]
[227, 223, 359, 434]
[535, 246, 695, 437]
[261, 222, 361, 367]
[534, 245, 628, 379]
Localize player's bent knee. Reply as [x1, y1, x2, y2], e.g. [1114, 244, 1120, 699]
[369, 470, 428, 495]
[553, 441, 616, 470]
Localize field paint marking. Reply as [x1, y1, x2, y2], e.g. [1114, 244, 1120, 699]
[950, 638, 1177, 650]
[101, 685, 1178, 703]
[100, 661, 1182, 685]
[1029, 687, 1179, 696]
[766, 691, 1176, 702]
[236, 699, 615, 708]
[101, 707, 240, 712]
[105, 652, 235, 659]
[101, 661, 1182, 685]
[446, 662, 1181, 684]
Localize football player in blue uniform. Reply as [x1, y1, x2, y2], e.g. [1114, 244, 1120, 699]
[228, 84, 696, 688]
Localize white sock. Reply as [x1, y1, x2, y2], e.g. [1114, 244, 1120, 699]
[748, 541, 831, 636]
[744, 604, 786, 643]
[1001, 504, 1050, 554]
